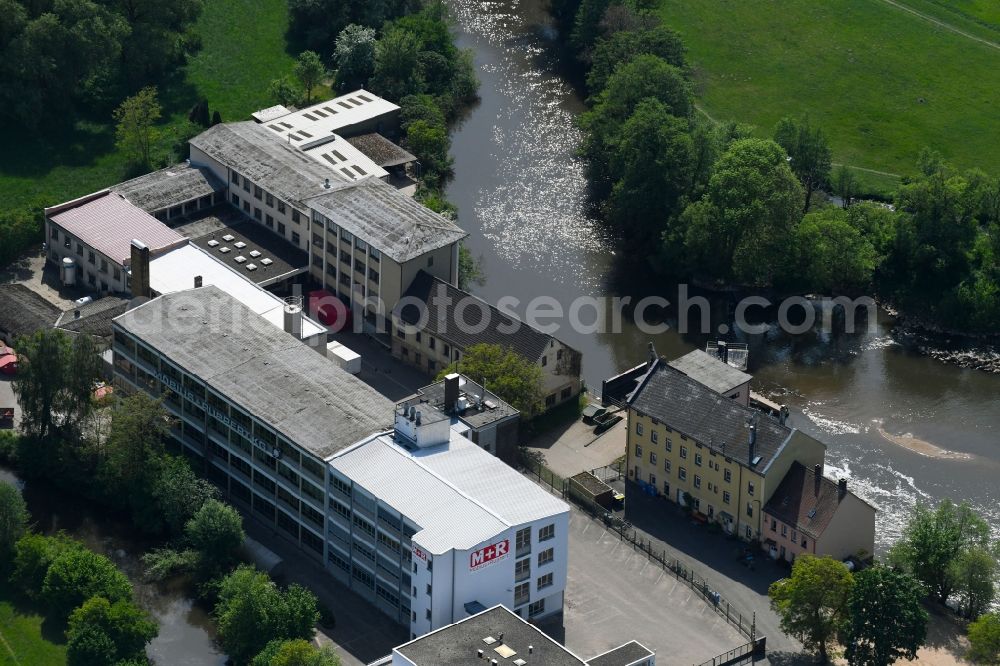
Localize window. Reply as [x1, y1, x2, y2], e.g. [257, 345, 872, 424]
[50, 226, 58, 240]
[515, 558, 530, 581]
[537, 573, 553, 589]
[113, 267, 120, 281]
[746, 503, 754, 517]
[678, 467, 687, 481]
[243, 201, 250, 213]
[426, 584, 432, 596]
[514, 582, 529, 606]
[665, 439, 672, 452]
[292, 232, 300, 245]
[723, 491, 731, 504]
[651, 431, 658, 444]
[76, 243, 83, 257]
[99, 259, 108, 274]
[695, 453, 702, 467]
[663, 480, 670, 495]
[664, 459, 671, 474]
[231, 193, 239, 206]
[724, 469, 732, 483]
[648, 473, 656, 487]
[746, 525, 753, 539]
[694, 474, 701, 489]
[539, 524, 556, 542]
[88, 251, 95, 265]
[253, 185, 262, 200]
[634, 444, 642, 458]
[265, 214, 274, 228]
[369, 267, 379, 283]
[242, 176, 250, 192]
[278, 222, 286, 235]
[427, 255, 434, 267]
[541, 356, 547, 367]
[265, 193, 273, 207]
[781, 524, 788, 537]
[802, 537, 808, 548]
[649, 452, 657, 465]
[292, 210, 301, 224]
[635, 423, 643, 436]
[748, 481, 755, 496]
[515, 527, 531, 555]
[538, 548, 554, 566]
[254, 207, 262, 221]
[680, 445, 687, 459]
[231, 171, 239, 184]
[528, 599, 545, 618]
[770, 519, 777, 531]
[428, 337, 435, 350]
[791, 530, 798, 542]
[278, 200, 286, 214]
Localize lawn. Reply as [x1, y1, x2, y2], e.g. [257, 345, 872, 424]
[658, 0, 1000, 192]
[0, 586, 66, 666]
[0, 0, 298, 222]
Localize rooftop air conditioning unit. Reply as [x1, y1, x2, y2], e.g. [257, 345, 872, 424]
[249, 250, 261, 258]
[219, 247, 231, 254]
[246, 263, 257, 271]
[235, 256, 246, 264]
[222, 234, 235, 242]
[234, 241, 246, 249]
[261, 258, 273, 266]
[207, 239, 219, 247]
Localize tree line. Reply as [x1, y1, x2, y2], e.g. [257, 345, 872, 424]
[4, 328, 341, 665]
[767, 498, 1000, 665]
[554, 0, 1000, 335]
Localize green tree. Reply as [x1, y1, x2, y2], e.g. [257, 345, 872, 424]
[774, 116, 833, 212]
[12, 329, 102, 442]
[607, 98, 694, 248]
[968, 612, 1000, 665]
[844, 565, 928, 666]
[370, 27, 424, 101]
[66, 596, 158, 665]
[185, 499, 245, 576]
[888, 499, 990, 603]
[436, 343, 545, 417]
[253, 639, 341, 666]
[570, 0, 613, 56]
[114, 86, 162, 171]
[399, 94, 446, 130]
[294, 51, 328, 105]
[768, 555, 854, 663]
[458, 243, 485, 291]
[100, 392, 169, 524]
[333, 24, 376, 92]
[790, 208, 878, 293]
[832, 165, 858, 208]
[42, 548, 133, 619]
[682, 138, 803, 286]
[104, 0, 203, 82]
[152, 456, 217, 536]
[268, 77, 302, 107]
[10, 533, 82, 600]
[949, 546, 997, 619]
[405, 119, 452, 185]
[215, 566, 319, 665]
[587, 25, 685, 95]
[0, 481, 28, 566]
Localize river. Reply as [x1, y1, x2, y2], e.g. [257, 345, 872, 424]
[0, 467, 226, 665]
[443, 0, 1000, 550]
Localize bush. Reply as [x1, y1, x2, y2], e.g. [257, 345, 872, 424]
[0, 431, 18, 466]
[66, 596, 157, 665]
[10, 533, 82, 600]
[41, 548, 133, 619]
[969, 612, 1000, 665]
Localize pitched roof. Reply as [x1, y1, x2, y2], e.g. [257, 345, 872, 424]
[55, 296, 129, 339]
[112, 162, 225, 213]
[48, 192, 187, 265]
[0, 284, 60, 340]
[306, 177, 466, 263]
[345, 133, 416, 167]
[763, 462, 872, 539]
[668, 349, 751, 395]
[395, 271, 552, 361]
[628, 360, 797, 470]
[189, 122, 350, 210]
[113, 286, 392, 458]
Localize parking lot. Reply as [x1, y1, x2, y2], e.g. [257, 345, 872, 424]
[524, 409, 627, 479]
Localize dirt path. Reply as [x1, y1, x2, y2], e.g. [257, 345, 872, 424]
[875, 0, 1000, 51]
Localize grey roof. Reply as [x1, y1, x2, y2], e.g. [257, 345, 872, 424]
[0, 284, 60, 341]
[411, 375, 519, 430]
[175, 209, 308, 285]
[112, 162, 225, 213]
[587, 641, 655, 666]
[345, 133, 416, 167]
[306, 177, 466, 263]
[55, 296, 129, 339]
[113, 285, 393, 458]
[189, 122, 349, 210]
[396, 271, 553, 362]
[395, 605, 586, 666]
[628, 360, 796, 470]
[668, 349, 752, 395]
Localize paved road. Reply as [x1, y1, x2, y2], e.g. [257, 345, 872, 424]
[525, 415, 626, 479]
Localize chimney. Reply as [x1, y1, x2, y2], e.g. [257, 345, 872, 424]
[194, 275, 203, 288]
[814, 464, 822, 495]
[415, 410, 422, 426]
[443, 373, 460, 412]
[779, 405, 789, 426]
[748, 424, 757, 465]
[129, 239, 150, 298]
[283, 302, 302, 339]
[838, 478, 848, 501]
[324, 177, 331, 189]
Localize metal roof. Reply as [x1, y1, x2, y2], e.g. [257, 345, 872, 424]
[668, 350, 752, 395]
[112, 162, 225, 214]
[48, 192, 188, 265]
[330, 430, 568, 554]
[307, 177, 466, 263]
[259, 89, 399, 140]
[113, 286, 391, 458]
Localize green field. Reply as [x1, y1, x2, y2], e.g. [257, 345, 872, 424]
[0, 586, 66, 666]
[658, 0, 1000, 191]
[0, 0, 300, 220]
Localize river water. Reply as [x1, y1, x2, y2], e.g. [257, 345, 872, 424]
[0, 468, 226, 665]
[444, 0, 1000, 550]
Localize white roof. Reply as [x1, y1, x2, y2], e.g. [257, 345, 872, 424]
[302, 136, 389, 182]
[149, 244, 325, 339]
[260, 90, 398, 139]
[330, 431, 569, 554]
[252, 104, 292, 123]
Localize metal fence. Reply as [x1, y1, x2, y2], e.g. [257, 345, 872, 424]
[695, 637, 767, 666]
[589, 462, 624, 484]
[519, 455, 761, 645]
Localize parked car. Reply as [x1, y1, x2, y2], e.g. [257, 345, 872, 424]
[581, 404, 607, 424]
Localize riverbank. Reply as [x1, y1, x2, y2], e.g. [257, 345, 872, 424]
[892, 316, 1000, 374]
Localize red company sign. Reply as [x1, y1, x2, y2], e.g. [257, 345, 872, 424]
[470, 539, 509, 570]
[413, 546, 428, 562]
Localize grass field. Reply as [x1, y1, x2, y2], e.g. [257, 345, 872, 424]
[0, 585, 66, 666]
[0, 0, 301, 221]
[658, 0, 1000, 193]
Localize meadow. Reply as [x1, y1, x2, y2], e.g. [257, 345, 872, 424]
[0, 584, 66, 666]
[658, 0, 1000, 194]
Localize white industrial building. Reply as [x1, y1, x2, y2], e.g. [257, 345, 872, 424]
[111, 286, 569, 636]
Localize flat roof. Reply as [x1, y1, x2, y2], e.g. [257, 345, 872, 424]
[410, 376, 519, 430]
[587, 641, 655, 666]
[173, 209, 308, 286]
[48, 192, 188, 265]
[668, 350, 752, 395]
[113, 286, 392, 458]
[395, 605, 585, 666]
[308, 177, 466, 263]
[148, 244, 325, 339]
[301, 135, 388, 182]
[251, 104, 292, 123]
[189, 122, 350, 210]
[112, 162, 225, 214]
[259, 90, 399, 141]
[345, 133, 416, 168]
[331, 430, 568, 554]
